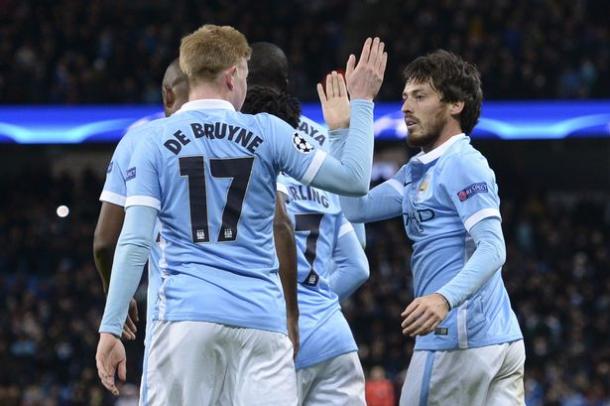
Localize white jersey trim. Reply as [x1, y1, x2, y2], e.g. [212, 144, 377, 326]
[464, 208, 501, 232]
[277, 182, 289, 196]
[301, 149, 328, 185]
[126, 195, 161, 210]
[338, 222, 355, 239]
[412, 133, 466, 165]
[457, 300, 469, 348]
[99, 191, 126, 207]
[387, 178, 404, 195]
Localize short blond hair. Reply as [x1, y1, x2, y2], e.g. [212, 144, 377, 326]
[179, 24, 251, 84]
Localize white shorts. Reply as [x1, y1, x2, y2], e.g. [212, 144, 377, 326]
[297, 352, 365, 406]
[141, 320, 297, 406]
[400, 340, 525, 406]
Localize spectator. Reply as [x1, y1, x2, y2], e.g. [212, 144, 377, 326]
[366, 366, 396, 406]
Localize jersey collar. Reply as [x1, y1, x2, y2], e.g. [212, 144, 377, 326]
[412, 133, 467, 165]
[175, 98, 236, 114]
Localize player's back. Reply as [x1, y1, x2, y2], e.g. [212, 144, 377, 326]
[127, 99, 324, 334]
[278, 173, 359, 368]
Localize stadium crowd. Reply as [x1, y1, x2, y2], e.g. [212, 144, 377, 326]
[0, 168, 608, 405]
[1, 0, 609, 104]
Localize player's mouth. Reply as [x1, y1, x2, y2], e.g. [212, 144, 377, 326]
[405, 117, 419, 130]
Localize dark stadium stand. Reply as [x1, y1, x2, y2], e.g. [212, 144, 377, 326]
[0, 152, 608, 404]
[1, 1, 609, 404]
[1, 0, 609, 104]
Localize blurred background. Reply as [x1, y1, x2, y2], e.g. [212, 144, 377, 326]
[1, 1, 609, 405]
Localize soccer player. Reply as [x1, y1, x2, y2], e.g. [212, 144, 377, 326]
[242, 84, 370, 405]
[247, 41, 367, 247]
[93, 58, 189, 402]
[95, 24, 387, 406]
[338, 50, 525, 405]
[93, 58, 189, 342]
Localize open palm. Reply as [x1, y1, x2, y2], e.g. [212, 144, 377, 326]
[317, 71, 350, 130]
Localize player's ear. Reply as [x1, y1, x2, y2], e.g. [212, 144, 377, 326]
[225, 66, 238, 91]
[449, 100, 464, 115]
[162, 85, 175, 111]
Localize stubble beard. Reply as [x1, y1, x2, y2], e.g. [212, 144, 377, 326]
[406, 113, 447, 150]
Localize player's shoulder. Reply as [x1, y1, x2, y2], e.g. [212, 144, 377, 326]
[391, 162, 411, 183]
[235, 111, 288, 138]
[296, 115, 328, 149]
[441, 137, 490, 168]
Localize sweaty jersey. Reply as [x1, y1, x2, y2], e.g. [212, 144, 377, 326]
[278, 173, 359, 369]
[392, 134, 522, 350]
[125, 99, 329, 334]
[100, 128, 162, 347]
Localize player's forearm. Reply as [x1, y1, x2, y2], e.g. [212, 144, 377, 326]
[99, 205, 157, 336]
[328, 128, 348, 158]
[310, 100, 373, 196]
[331, 231, 370, 301]
[274, 216, 299, 319]
[436, 217, 506, 309]
[92, 243, 113, 294]
[93, 203, 125, 293]
[340, 180, 403, 223]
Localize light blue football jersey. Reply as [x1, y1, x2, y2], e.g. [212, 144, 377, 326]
[395, 134, 522, 350]
[297, 115, 328, 149]
[124, 99, 329, 334]
[277, 173, 358, 369]
[100, 126, 162, 348]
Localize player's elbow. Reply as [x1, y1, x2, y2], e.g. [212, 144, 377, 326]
[343, 208, 366, 224]
[93, 230, 114, 261]
[496, 241, 507, 268]
[345, 182, 369, 197]
[353, 255, 370, 287]
[480, 237, 506, 269]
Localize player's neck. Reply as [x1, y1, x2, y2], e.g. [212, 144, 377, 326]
[188, 84, 233, 105]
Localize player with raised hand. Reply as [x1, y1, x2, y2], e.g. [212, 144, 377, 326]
[337, 50, 525, 405]
[95, 25, 386, 405]
[242, 80, 370, 405]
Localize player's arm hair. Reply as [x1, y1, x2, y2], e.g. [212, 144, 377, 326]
[93, 202, 125, 294]
[274, 193, 299, 320]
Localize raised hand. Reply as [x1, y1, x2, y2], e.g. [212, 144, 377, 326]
[316, 71, 350, 130]
[344, 37, 388, 101]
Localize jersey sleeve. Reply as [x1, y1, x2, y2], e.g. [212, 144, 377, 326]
[440, 154, 501, 232]
[99, 140, 131, 207]
[339, 165, 406, 223]
[125, 136, 162, 210]
[266, 114, 328, 186]
[330, 215, 369, 300]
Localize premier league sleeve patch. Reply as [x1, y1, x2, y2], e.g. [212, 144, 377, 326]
[457, 182, 488, 201]
[292, 133, 315, 154]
